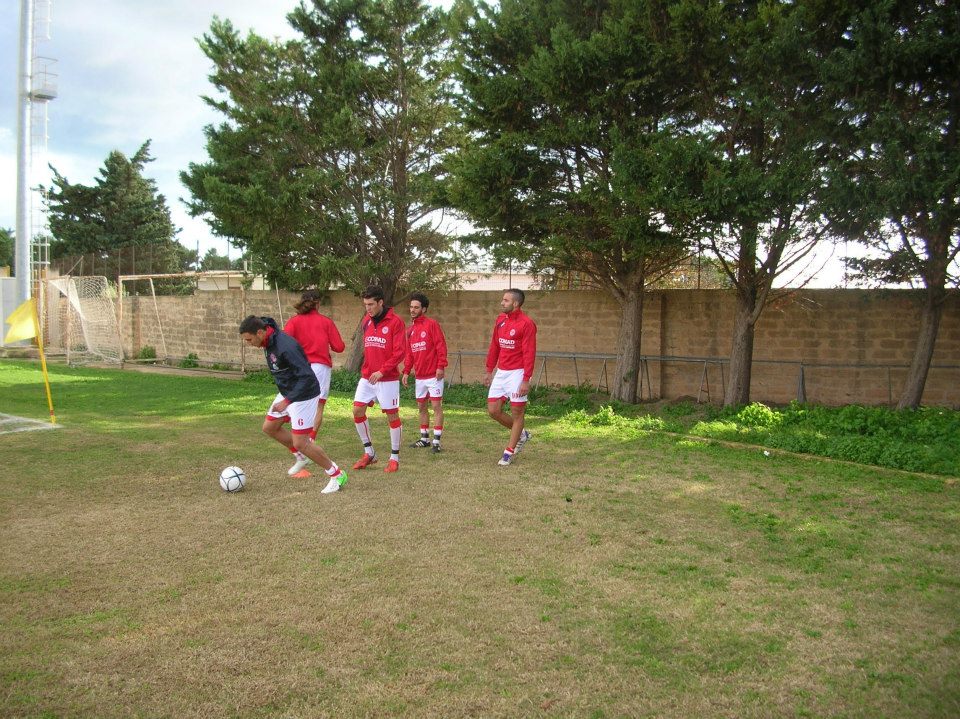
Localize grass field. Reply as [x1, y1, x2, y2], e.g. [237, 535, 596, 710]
[1, 359, 958, 718]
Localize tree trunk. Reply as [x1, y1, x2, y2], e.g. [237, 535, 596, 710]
[897, 287, 946, 409]
[611, 288, 644, 404]
[344, 316, 364, 373]
[724, 287, 757, 407]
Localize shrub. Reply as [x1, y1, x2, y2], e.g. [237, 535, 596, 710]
[178, 353, 200, 369]
[136, 346, 157, 360]
[734, 402, 782, 428]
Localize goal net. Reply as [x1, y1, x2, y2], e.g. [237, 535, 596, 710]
[42, 276, 124, 364]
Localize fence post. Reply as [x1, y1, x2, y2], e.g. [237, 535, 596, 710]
[596, 360, 608, 393]
[534, 356, 548, 388]
[697, 360, 710, 404]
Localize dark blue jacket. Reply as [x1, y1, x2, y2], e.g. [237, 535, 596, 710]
[260, 317, 321, 402]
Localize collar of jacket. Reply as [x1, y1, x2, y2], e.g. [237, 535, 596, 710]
[371, 307, 393, 326]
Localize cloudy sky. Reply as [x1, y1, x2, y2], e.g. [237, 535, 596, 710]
[2, 0, 847, 285]
[1, 0, 297, 260]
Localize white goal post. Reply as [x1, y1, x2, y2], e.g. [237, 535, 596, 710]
[42, 276, 124, 364]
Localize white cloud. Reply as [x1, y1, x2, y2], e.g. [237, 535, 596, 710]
[1, 0, 295, 249]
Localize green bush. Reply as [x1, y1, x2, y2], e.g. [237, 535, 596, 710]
[136, 346, 157, 360]
[733, 402, 782, 428]
[178, 353, 200, 369]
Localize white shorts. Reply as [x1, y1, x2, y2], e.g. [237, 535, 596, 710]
[354, 378, 401, 412]
[414, 377, 444, 401]
[487, 368, 528, 405]
[265, 393, 319, 434]
[311, 363, 332, 401]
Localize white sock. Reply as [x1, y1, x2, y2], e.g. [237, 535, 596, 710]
[355, 417, 375, 456]
[389, 421, 402, 457]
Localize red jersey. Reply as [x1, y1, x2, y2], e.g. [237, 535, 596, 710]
[403, 315, 448, 379]
[360, 307, 407, 381]
[485, 308, 537, 381]
[283, 310, 345, 367]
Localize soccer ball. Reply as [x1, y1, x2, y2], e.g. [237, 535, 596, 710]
[219, 466, 246, 493]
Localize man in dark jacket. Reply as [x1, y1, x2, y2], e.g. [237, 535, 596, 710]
[239, 315, 347, 493]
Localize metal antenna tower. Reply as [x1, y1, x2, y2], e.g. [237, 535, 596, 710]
[15, 0, 57, 304]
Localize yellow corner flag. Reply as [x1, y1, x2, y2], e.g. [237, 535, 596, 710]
[4, 298, 38, 343]
[3, 298, 57, 424]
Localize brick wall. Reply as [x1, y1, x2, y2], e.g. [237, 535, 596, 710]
[116, 288, 960, 407]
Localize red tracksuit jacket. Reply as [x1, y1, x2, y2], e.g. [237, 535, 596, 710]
[403, 315, 449, 379]
[360, 308, 407, 381]
[283, 311, 345, 367]
[485, 308, 538, 381]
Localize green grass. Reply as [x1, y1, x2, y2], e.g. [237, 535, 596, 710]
[1, 359, 959, 718]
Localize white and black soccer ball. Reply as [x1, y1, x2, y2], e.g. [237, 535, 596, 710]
[219, 466, 246, 493]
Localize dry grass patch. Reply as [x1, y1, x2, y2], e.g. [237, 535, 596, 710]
[1, 362, 958, 717]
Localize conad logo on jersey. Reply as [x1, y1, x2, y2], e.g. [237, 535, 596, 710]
[498, 338, 516, 348]
[411, 341, 427, 352]
[365, 335, 388, 347]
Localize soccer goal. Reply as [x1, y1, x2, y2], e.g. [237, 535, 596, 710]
[42, 276, 124, 364]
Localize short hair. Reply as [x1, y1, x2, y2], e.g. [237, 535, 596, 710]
[361, 285, 385, 302]
[409, 292, 429, 309]
[239, 315, 266, 334]
[505, 288, 525, 306]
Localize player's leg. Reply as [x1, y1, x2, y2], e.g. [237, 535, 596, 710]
[288, 396, 347, 493]
[263, 392, 311, 475]
[412, 379, 431, 447]
[378, 381, 402, 473]
[429, 378, 444, 452]
[487, 369, 514, 429]
[507, 402, 527, 452]
[497, 371, 529, 466]
[262, 415, 293, 448]
[352, 379, 378, 468]
[312, 363, 331, 436]
[487, 396, 513, 429]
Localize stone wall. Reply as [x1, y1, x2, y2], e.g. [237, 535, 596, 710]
[116, 287, 960, 407]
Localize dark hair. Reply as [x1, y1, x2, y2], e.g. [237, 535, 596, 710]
[361, 285, 385, 302]
[294, 289, 321, 314]
[505, 288, 525, 306]
[238, 315, 267, 334]
[409, 292, 429, 309]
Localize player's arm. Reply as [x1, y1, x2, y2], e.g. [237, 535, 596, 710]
[434, 322, 448, 379]
[327, 317, 346, 354]
[520, 320, 537, 394]
[484, 319, 500, 385]
[402, 330, 414, 386]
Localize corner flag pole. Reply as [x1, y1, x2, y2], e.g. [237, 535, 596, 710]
[32, 301, 57, 424]
[4, 298, 57, 424]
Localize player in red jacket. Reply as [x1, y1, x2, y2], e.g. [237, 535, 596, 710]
[485, 289, 537, 466]
[282, 290, 346, 476]
[401, 292, 448, 453]
[352, 285, 406, 473]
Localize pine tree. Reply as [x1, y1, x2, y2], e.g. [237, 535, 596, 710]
[182, 0, 465, 304]
[45, 141, 183, 276]
[450, 0, 709, 403]
[823, 0, 960, 409]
